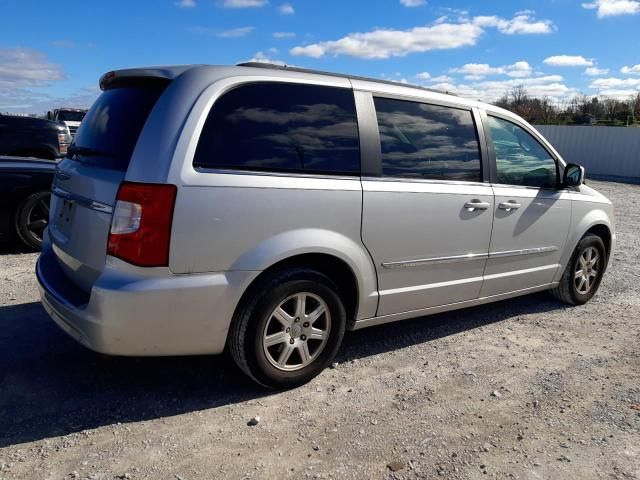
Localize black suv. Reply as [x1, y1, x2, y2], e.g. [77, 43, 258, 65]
[0, 114, 71, 160]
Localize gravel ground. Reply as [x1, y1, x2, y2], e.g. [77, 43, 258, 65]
[1, 180, 639, 480]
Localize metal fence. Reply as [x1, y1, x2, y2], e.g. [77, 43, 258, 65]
[534, 125, 640, 183]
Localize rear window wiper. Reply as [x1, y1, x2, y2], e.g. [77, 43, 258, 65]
[67, 145, 113, 158]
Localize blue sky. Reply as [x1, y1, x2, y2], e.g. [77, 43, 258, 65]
[1, 0, 639, 113]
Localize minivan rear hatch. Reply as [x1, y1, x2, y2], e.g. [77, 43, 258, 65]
[49, 79, 169, 293]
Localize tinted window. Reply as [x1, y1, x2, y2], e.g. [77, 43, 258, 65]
[374, 97, 481, 181]
[194, 83, 360, 175]
[488, 116, 557, 188]
[71, 85, 167, 171]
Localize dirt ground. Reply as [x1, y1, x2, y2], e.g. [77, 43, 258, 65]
[1, 179, 639, 480]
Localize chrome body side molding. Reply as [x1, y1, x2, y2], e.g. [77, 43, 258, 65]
[382, 246, 559, 269]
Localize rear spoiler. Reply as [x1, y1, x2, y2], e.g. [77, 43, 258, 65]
[99, 66, 197, 90]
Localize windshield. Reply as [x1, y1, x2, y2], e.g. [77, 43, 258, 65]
[56, 110, 86, 122]
[70, 84, 167, 170]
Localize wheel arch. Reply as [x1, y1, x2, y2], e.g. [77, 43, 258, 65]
[555, 206, 614, 283]
[584, 223, 612, 261]
[228, 229, 379, 324]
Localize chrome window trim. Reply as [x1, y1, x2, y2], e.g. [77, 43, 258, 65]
[52, 186, 113, 214]
[361, 176, 487, 188]
[382, 246, 559, 269]
[490, 182, 570, 193]
[193, 166, 360, 181]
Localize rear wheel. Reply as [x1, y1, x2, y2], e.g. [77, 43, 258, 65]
[551, 233, 606, 305]
[14, 191, 50, 250]
[228, 268, 346, 389]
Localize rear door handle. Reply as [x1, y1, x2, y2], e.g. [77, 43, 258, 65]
[464, 199, 491, 211]
[498, 201, 521, 211]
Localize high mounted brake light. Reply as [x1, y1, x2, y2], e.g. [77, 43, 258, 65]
[107, 182, 177, 267]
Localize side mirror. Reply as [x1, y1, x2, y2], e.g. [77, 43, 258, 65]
[46, 111, 52, 120]
[563, 163, 585, 188]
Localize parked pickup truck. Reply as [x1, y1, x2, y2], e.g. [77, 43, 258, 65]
[46, 108, 87, 138]
[0, 114, 71, 160]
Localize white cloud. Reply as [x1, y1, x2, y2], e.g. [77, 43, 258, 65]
[595, 88, 640, 98]
[585, 67, 610, 75]
[175, 0, 196, 6]
[621, 64, 640, 74]
[400, 0, 426, 7]
[590, 77, 640, 88]
[0, 47, 65, 89]
[589, 76, 640, 98]
[290, 13, 554, 59]
[472, 14, 554, 34]
[426, 74, 576, 103]
[245, 51, 287, 66]
[452, 63, 502, 76]
[278, 3, 294, 14]
[222, 0, 268, 8]
[1, 85, 99, 115]
[507, 61, 534, 78]
[450, 61, 532, 79]
[582, 0, 640, 17]
[428, 74, 454, 83]
[543, 55, 594, 67]
[290, 23, 482, 59]
[415, 72, 431, 79]
[216, 26, 255, 38]
[273, 31, 296, 38]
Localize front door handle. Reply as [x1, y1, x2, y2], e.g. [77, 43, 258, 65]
[498, 201, 522, 211]
[464, 199, 491, 211]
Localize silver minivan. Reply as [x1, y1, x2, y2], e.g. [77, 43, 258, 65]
[37, 63, 615, 388]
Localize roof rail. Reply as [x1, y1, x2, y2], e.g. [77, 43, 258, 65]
[236, 62, 456, 96]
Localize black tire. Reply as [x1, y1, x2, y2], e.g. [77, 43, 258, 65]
[551, 233, 606, 305]
[14, 190, 50, 250]
[228, 268, 346, 389]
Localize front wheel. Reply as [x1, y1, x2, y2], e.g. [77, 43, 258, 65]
[228, 268, 346, 389]
[551, 233, 606, 305]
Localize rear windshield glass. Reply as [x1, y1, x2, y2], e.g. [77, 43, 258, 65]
[70, 85, 166, 170]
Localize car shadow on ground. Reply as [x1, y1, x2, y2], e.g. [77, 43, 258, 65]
[0, 293, 567, 448]
[0, 241, 36, 255]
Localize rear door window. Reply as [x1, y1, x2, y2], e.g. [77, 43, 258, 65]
[374, 97, 482, 182]
[71, 84, 167, 171]
[194, 82, 360, 175]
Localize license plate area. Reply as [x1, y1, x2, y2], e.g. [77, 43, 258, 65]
[53, 197, 75, 237]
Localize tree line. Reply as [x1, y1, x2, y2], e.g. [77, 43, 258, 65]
[493, 86, 640, 126]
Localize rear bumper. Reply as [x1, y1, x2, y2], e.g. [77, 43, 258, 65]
[37, 240, 258, 356]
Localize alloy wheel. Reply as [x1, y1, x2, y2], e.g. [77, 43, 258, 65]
[262, 292, 331, 371]
[574, 246, 599, 295]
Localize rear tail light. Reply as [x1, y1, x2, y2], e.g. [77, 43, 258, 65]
[107, 182, 177, 267]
